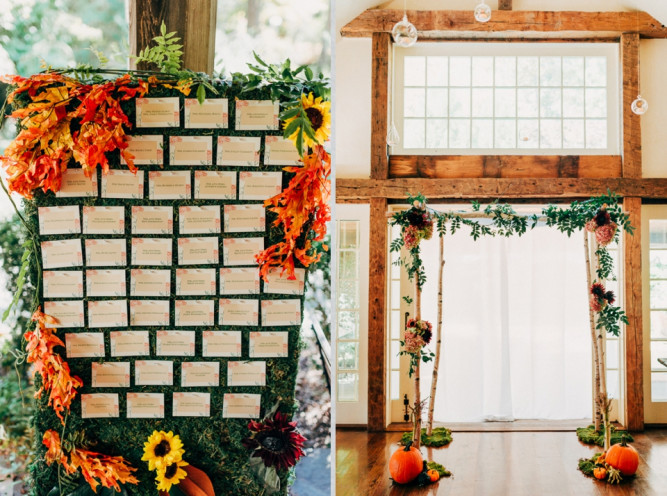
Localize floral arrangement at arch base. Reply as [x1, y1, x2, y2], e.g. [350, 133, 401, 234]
[578, 436, 639, 484]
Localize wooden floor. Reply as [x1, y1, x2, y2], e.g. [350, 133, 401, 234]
[336, 428, 667, 496]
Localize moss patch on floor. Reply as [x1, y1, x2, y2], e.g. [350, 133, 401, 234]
[400, 427, 453, 448]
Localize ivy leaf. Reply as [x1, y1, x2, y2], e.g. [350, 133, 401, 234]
[196, 83, 206, 105]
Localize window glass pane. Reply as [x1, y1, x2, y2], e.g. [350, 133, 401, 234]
[563, 88, 584, 118]
[404, 56, 426, 86]
[338, 342, 359, 370]
[540, 57, 561, 86]
[426, 119, 447, 148]
[562, 56, 584, 86]
[391, 340, 400, 370]
[495, 57, 516, 86]
[391, 310, 401, 340]
[450, 57, 471, 86]
[517, 119, 539, 148]
[339, 221, 358, 249]
[449, 119, 471, 148]
[651, 341, 667, 370]
[607, 370, 619, 399]
[403, 119, 425, 148]
[449, 88, 471, 117]
[495, 88, 516, 118]
[427, 56, 448, 86]
[404, 88, 425, 117]
[427, 88, 448, 117]
[517, 56, 538, 86]
[606, 339, 619, 369]
[338, 250, 358, 280]
[585, 88, 607, 118]
[651, 311, 667, 339]
[391, 254, 400, 279]
[650, 281, 667, 309]
[391, 280, 401, 308]
[472, 119, 493, 148]
[495, 119, 516, 148]
[585, 56, 607, 86]
[650, 220, 667, 248]
[540, 88, 562, 118]
[517, 88, 539, 118]
[651, 372, 667, 402]
[540, 119, 562, 148]
[472, 56, 493, 86]
[585, 120, 606, 149]
[338, 311, 359, 340]
[338, 373, 358, 402]
[472, 88, 493, 117]
[390, 370, 400, 400]
[339, 279, 359, 309]
[651, 251, 667, 278]
[563, 119, 585, 149]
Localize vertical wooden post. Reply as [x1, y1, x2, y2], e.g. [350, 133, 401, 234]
[129, 0, 218, 74]
[622, 33, 642, 178]
[370, 33, 391, 180]
[498, 0, 513, 10]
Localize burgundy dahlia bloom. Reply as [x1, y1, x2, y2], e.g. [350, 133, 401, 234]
[242, 412, 306, 470]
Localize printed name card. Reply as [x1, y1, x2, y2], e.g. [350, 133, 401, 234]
[169, 136, 213, 165]
[122, 135, 164, 165]
[43, 271, 83, 299]
[227, 361, 266, 386]
[173, 392, 210, 417]
[88, 300, 128, 328]
[65, 332, 105, 358]
[56, 168, 98, 198]
[181, 362, 219, 387]
[81, 393, 119, 419]
[216, 136, 260, 166]
[176, 268, 216, 296]
[223, 204, 265, 233]
[239, 171, 282, 200]
[156, 330, 195, 357]
[132, 206, 173, 234]
[235, 100, 279, 130]
[264, 136, 302, 166]
[92, 362, 130, 388]
[86, 270, 126, 297]
[131, 269, 171, 296]
[178, 237, 218, 265]
[249, 331, 289, 358]
[136, 97, 180, 128]
[202, 331, 242, 357]
[83, 206, 125, 235]
[179, 206, 220, 234]
[263, 267, 306, 295]
[127, 393, 164, 419]
[42, 240, 83, 269]
[219, 268, 260, 295]
[194, 171, 236, 200]
[110, 331, 150, 357]
[261, 299, 301, 327]
[185, 98, 228, 128]
[135, 360, 173, 386]
[175, 299, 215, 327]
[222, 237, 264, 266]
[85, 239, 126, 267]
[38, 206, 80, 235]
[223, 393, 261, 419]
[219, 298, 259, 326]
[131, 238, 172, 266]
[101, 170, 144, 199]
[149, 171, 191, 200]
[44, 300, 84, 328]
[130, 300, 170, 326]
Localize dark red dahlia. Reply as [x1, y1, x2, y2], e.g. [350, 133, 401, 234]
[594, 209, 611, 227]
[590, 282, 606, 298]
[604, 290, 615, 305]
[407, 208, 428, 228]
[421, 327, 432, 345]
[242, 412, 306, 471]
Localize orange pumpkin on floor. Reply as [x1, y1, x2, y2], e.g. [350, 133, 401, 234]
[593, 467, 607, 480]
[427, 468, 440, 482]
[605, 436, 639, 476]
[389, 441, 423, 484]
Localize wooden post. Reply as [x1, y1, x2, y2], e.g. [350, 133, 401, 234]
[129, 0, 218, 74]
[498, 0, 512, 10]
[621, 33, 642, 179]
[370, 32, 391, 180]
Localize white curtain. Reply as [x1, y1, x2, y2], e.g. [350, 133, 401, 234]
[417, 221, 592, 422]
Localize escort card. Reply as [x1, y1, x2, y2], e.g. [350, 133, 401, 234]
[42, 240, 83, 269]
[82, 206, 125, 235]
[122, 135, 164, 165]
[101, 170, 144, 199]
[223, 204, 265, 233]
[222, 237, 264, 266]
[92, 362, 130, 388]
[179, 206, 221, 234]
[176, 268, 216, 296]
[235, 100, 279, 130]
[85, 239, 126, 267]
[219, 268, 260, 295]
[238, 171, 282, 200]
[65, 332, 105, 358]
[175, 299, 215, 327]
[110, 331, 150, 357]
[173, 392, 210, 417]
[86, 270, 126, 297]
[156, 330, 195, 357]
[263, 267, 306, 295]
[131, 238, 172, 266]
[169, 136, 213, 165]
[81, 393, 119, 419]
[264, 136, 302, 166]
[194, 170, 236, 200]
[181, 362, 219, 387]
[44, 300, 84, 328]
[202, 331, 242, 357]
[227, 361, 266, 386]
[219, 298, 259, 326]
[131, 269, 171, 296]
[261, 299, 301, 327]
[185, 98, 228, 128]
[88, 300, 128, 328]
[43, 271, 83, 298]
[56, 168, 98, 198]
[216, 136, 260, 166]
[38, 206, 80, 235]
[178, 237, 218, 265]
[135, 360, 173, 386]
[149, 171, 191, 200]
[127, 393, 164, 419]
[131, 206, 173, 234]
[130, 300, 170, 326]
[136, 97, 180, 127]
[222, 393, 261, 419]
[249, 331, 289, 358]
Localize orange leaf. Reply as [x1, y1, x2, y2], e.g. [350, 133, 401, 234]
[183, 465, 215, 496]
[178, 477, 209, 496]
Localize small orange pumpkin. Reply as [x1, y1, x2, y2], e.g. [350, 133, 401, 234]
[389, 441, 423, 484]
[427, 468, 440, 482]
[605, 436, 639, 476]
[593, 467, 607, 480]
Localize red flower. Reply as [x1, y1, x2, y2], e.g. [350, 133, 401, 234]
[242, 412, 306, 471]
[590, 282, 606, 298]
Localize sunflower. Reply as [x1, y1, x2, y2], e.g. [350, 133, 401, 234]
[242, 412, 306, 471]
[141, 431, 185, 471]
[155, 459, 189, 492]
[283, 92, 331, 148]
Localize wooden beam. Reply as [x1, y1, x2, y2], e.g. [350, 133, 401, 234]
[371, 33, 391, 180]
[368, 198, 388, 431]
[336, 177, 667, 201]
[341, 10, 667, 39]
[499, 0, 512, 10]
[389, 155, 622, 179]
[129, 0, 217, 74]
[623, 197, 644, 431]
[621, 33, 642, 178]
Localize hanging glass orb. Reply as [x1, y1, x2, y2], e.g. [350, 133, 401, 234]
[386, 121, 400, 146]
[392, 14, 418, 47]
[631, 95, 648, 115]
[474, 2, 492, 23]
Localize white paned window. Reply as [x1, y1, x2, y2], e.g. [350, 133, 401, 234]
[393, 43, 619, 155]
[649, 220, 667, 402]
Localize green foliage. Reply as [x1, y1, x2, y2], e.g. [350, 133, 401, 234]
[426, 461, 452, 478]
[597, 305, 629, 337]
[577, 452, 602, 477]
[400, 427, 453, 448]
[576, 425, 633, 447]
[132, 22, 183, 74]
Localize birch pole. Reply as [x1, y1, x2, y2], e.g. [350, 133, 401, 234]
[593, 237, 611, 451]
[412, 276, 422, 449]
[584, 231, 602, 432]
[426, 235, 444, 436]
